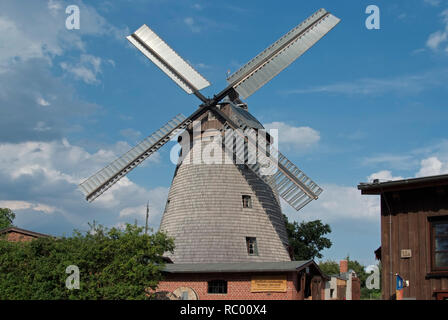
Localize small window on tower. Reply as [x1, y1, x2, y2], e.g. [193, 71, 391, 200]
[242, 195, 252, 208]
[164, 199, 170, 212]
[246, 237, 258, 256]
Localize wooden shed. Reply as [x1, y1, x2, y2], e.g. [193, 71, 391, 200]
[358, 174, 448, 300]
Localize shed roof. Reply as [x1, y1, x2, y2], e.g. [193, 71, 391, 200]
[163, 260, 327, 277]
[358, 174, 448, 195]
[0, 226, 51, 238]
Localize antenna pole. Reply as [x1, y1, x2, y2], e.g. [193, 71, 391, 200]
[145, 201, 149, 235]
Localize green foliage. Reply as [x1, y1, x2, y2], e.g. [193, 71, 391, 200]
[346, 255, 368, 287]
[0, 208, 15, 229]
[361, 287, 382, 300]
[284, 215, 332, 260]
[318, 260, 339, 276]
[0, 223, 174, 300]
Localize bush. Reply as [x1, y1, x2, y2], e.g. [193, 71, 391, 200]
[0, 223, 174, 300]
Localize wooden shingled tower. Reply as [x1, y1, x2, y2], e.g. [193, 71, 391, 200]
[159, 105, 292, 263]
[79, 9, 340, 263]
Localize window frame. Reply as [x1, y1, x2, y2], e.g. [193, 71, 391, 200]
[429, 216, 448, 272]
[246, 236, 258, 256]
[207, 280, 228, 295]
[242, 195, 252, 209]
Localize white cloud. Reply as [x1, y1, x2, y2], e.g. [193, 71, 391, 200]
[367, 170, 404, 182]
[0, 200, 57, 214]
[283, 155, 448, 227]
[416, 156, 448, 177]
[0, 1, 126, 71]
[284, 183, 380, 223]
[362, 154, 416, 170]
[119, 187, 169, 219]
[427, 30, 447, 50]
[60, 54, 103, 84]
[192, 3, 203, 10]
[195, 63, 211, 69]
[424, 0, 442, 7]
[426, 9, 448, 52]
[48, 0, 63, 13]
[283, 69, 448, 96]
[36, 97, 51, 106]
[0, 139, 168, 234]
[362, 140, 448, 178]
[33, 121, 52, 133]
[264, 122, 320, 151]
[184, 17, 201, 33]
[120, 128, 142, 140]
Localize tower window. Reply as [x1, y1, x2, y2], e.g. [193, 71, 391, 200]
[207, 280, 227, 294]
[242, 195, 252, 208]
[246, 237, 258, 256]
[164, 199, 170, 212]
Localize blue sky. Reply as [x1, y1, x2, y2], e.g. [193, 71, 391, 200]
[1, 0, 448, 266]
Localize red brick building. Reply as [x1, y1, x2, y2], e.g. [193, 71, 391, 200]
[0, 227, 51, 242]
[153, 260, 328, 300]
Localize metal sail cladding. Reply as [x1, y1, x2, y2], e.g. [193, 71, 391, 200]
[127, 24, 210, 94]
[219, 105, 323, 211]
[79, 114, 191, 202]
[227, 8, 340, 99]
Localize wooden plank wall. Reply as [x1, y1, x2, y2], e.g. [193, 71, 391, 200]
[380, 186, 448, 300]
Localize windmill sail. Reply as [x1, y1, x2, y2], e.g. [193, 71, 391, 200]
[215, 105, 322, 211]
[79, 114, 191, 202]
[127, 25, 211, 95]
[227, 8, 340, 99]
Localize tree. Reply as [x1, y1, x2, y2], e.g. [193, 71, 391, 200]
[346, 256, 368, 286]
[318, 260, 339, 276]
[284, 215, 332, 260]
[0, 222, 174, 299]
[0, 208, 15, 229]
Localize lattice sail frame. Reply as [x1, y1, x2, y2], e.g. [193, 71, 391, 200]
[79, 114, 191, 202]
[219, 109, 322, 211]
[227, 8, 340, 99]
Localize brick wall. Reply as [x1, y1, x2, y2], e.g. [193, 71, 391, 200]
[5, 231, 37, 242]
[154, 272, 303, 300]
[339, 260, 348, 274]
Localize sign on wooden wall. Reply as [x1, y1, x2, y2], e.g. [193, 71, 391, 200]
[401, 249, 412, 258]
[250, 275, 287, 292]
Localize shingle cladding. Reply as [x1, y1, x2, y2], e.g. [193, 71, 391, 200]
[159, 120, 291, 263]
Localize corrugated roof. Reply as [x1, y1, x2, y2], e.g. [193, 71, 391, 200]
[163, 260, 313, 273]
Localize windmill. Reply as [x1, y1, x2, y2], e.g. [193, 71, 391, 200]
[79, 8, 340, 263]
